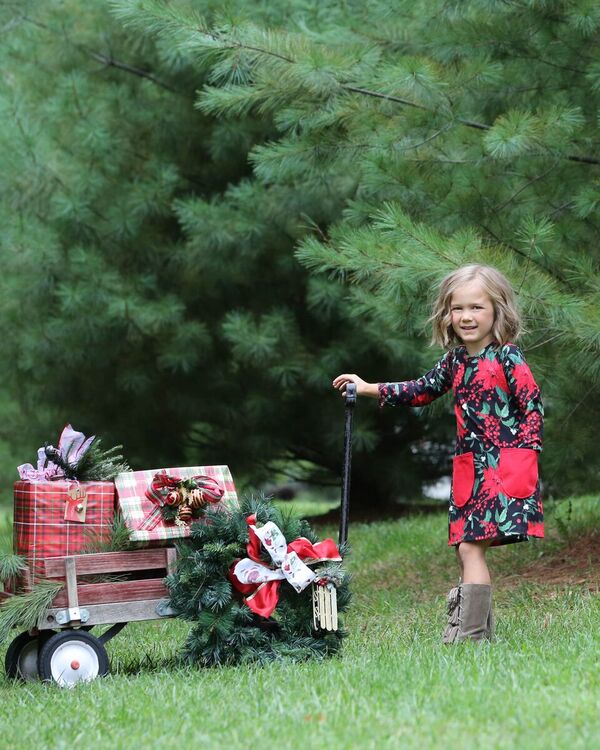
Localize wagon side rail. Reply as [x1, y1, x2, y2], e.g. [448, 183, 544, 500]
[38, 548, 178, 631]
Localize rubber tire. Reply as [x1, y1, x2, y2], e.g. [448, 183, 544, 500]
[5, 631, 41, 680]
[38, 630, 109, 687]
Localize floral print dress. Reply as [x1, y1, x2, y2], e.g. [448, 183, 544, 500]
[379, 342, 544, 547]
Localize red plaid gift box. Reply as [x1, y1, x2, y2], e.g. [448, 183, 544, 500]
[115, 465, 239, 545]
[13, 480, 115, 577]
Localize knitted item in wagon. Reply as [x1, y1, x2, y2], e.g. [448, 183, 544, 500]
[115, 465, 239, 545]
[13, 480, 115, 579]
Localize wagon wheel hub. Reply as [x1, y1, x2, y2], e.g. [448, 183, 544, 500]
[38, 631, 109, 688]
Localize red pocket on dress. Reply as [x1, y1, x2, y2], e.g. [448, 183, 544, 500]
[452, 452, 475, 508]
[499, 447, 539, 499]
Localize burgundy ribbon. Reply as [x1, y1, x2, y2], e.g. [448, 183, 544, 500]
[138, 471, 224, 531]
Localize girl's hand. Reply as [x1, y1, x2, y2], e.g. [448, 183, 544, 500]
[332, 374, 379, 398]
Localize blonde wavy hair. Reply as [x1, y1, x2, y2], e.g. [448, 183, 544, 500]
[430, 265, 522, 348]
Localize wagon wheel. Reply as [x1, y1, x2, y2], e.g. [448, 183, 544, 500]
[38, 630, 109, 687]
[5, 631, 54, 681]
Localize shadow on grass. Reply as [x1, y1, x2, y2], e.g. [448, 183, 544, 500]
[109, 646, 181, 676]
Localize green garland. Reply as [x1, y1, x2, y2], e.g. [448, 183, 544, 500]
[167, 495, 351, 666]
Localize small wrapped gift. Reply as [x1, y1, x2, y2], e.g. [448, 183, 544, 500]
[13, 424, 126, 578]
[115, 465, 239, 545]
[13, 480, 115, 577]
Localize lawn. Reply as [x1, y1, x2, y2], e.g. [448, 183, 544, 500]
[0, 496, 598, 750]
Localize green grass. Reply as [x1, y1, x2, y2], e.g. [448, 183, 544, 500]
[273, 494, 340, 519]
[0, 497, 598, 750]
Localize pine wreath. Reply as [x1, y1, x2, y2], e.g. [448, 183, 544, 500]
[167, 494, 350, 666]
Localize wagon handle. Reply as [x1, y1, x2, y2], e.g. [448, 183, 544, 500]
[338, 382, 356, 548]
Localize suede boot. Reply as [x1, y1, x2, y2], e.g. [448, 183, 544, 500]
[486, 599, 495, 641]
[442, 583, 493, 644]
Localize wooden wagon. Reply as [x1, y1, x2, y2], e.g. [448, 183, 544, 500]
[2, 384, 357, 688]
[2, 547, 177, 687]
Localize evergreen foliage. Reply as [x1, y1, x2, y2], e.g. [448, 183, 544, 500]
[45, 437, 130, 481]
[0, 0, 451, 508]
[81, 514, 134, 554]
[0, 580, 63, 645]
[111, 0, 600, 495]
[168, 494, 350, 666]
[0, 553, 27, 588]
[75, 439, 130, 481]
[1, 0, 598, 505]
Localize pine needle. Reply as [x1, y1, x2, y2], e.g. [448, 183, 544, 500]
[78, 516, 134, 583]
[75, 439, 130, 481]
[0, 552, 27, 585]
[0, 581, 63, 645]
[81, 513, 133, 554]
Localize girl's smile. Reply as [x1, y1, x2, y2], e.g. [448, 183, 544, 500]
[450, 281, 495, 354]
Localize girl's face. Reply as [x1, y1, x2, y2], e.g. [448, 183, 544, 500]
[450, 280, 495, 354]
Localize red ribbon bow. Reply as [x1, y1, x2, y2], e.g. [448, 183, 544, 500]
[229, 514, 342, 618]
[138, 471, 224, 531]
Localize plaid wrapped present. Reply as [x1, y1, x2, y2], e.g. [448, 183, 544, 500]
[115, 465, 238, 545]
[13, 480, 115, 577]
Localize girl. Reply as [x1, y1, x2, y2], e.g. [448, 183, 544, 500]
[332, 264, 544, 643]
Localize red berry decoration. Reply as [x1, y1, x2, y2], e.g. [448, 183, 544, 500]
[166, 489, 180, 506]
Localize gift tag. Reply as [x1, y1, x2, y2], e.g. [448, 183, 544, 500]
[312, 582, 338, 631]
[64, 486, 88, 523]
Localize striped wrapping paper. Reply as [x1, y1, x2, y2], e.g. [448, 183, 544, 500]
[115, 465, 239, 545]
[13, 480, 115, 578]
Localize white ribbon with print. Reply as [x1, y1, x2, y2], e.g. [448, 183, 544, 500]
[233, 521, 316, 593]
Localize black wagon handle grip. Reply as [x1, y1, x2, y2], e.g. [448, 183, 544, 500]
[339, 382, 357, 548]
[344, 382, 357, 406]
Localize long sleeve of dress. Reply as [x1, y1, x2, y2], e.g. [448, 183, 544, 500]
[500, 344, 544, 451]
[378, 351, 453, 408]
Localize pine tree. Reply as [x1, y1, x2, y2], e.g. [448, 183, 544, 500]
[0, 0, 450, 508]
[108, 0, 600, 496]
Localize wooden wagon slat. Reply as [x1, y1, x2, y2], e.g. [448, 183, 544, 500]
[43, 548, 175, 578]
[65, 556, 79, 610]
[38, 598, 174, 630]
[51, 578, 168, 607]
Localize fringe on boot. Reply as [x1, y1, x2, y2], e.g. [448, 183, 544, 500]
[442, 585, 461, 644]
[442, 583, 493, 644]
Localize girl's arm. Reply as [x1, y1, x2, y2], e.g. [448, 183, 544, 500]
[378, 351, 453, 407]
[333, 351, 453, 407]
[501, 344, 544, 450]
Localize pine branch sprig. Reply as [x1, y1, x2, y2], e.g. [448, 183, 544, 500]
[0, 581, 63, 645]
[0, 552, 27, 586]
[75, 439, 130, 481]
